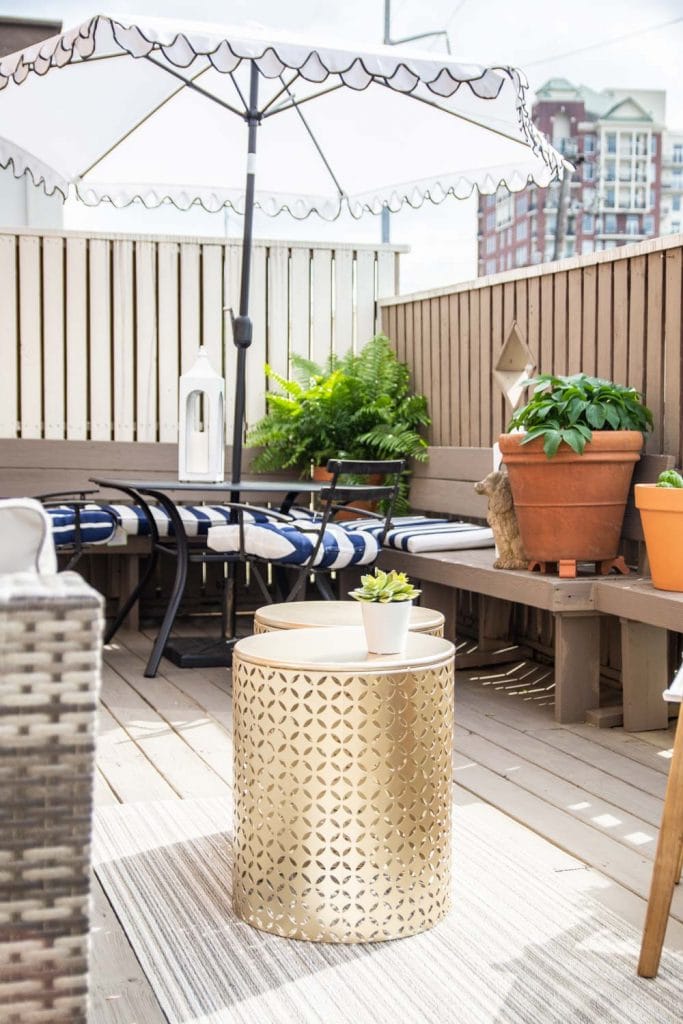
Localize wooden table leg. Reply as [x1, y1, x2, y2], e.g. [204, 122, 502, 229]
[620, 619, 669, 732]
[638, 710, 683, 977]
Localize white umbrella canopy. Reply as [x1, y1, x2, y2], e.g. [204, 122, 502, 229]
[0, 14, 564, 218]
[0, 13, 567, 482]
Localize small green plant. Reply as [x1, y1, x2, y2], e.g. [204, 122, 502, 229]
[508, 373, 653, 458]
[657, 469, 683, 488]
[349, 567, 421, 603]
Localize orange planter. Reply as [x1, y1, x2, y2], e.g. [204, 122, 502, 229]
[499, 431, 643, 563]
[635, 484, 683, 591]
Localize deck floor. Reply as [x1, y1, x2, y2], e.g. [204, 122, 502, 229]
[92, 626, 683, 1023]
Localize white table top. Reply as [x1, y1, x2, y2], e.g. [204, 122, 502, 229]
[254, 600, 445, 631]
[234, 626, 454, 672]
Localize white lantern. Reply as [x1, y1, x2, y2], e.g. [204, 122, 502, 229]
[178, 348, 225, 482]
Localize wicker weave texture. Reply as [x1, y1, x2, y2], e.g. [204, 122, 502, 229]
[0, 572, 103, 1024]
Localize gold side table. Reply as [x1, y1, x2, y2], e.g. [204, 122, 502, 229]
[253, 600, 445, 636]
[232, 626, 455, 944]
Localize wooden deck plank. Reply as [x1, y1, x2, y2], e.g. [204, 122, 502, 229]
[101, 662, 231, 800]
[456, 703, 664, 829]
[97, 704, 178, 803]
[90, 875, 168, 1024]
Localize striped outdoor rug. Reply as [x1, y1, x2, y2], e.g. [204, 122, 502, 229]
[93, 796, 682, 1024]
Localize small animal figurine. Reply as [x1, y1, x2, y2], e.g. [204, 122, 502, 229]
[474, 469, 528, 570]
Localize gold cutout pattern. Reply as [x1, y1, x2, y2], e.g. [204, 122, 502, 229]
[233, 647, 454, 943]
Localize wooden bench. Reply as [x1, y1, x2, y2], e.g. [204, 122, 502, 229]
[376, 445, 675, 728]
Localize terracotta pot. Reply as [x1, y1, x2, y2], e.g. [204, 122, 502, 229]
[312, 465, 381, 520]
[499, 431, 643, 563]
[635, 484, 683, 591]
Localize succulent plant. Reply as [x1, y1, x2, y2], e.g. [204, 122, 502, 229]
[349, 567, 421, 603]
[656, 469, 683, 489]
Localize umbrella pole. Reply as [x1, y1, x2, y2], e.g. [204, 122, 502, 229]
[230, 60, 260, 492]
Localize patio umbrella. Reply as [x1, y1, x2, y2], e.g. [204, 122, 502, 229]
[0, 14, 567, 486]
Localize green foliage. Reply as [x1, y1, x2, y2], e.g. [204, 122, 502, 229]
[247, 334, 430, 511]
[657, 469, 683, 488]
[349, 567, 421, 604]
[507, 373, 653, 458]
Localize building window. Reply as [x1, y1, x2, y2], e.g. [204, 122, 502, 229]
[626, 215, 639, 236]
[486, 236, 496, 255]
[583, 162, 595, 182]
[605, 187, 616, 208]
[584, 134, 596, 154]
[495, 192, 514, 229]
[516, 220, 528, 242]
[606, 132, 617, 154]
[673, 168, 683, 187]
[582, 239, 595, 254]
[516, 193, 528, 215]
[674, 144, 683, 164]
[651, 135, 658, 155]
[515, 245, 528, 267]
[673, 195, 682, 212]
[604, 213, 617, 233]
[582, 213, 594, 233]
[644, 215, 654, 233]
[486, 212, 495, 230]
[605, 160, 616, 182]
[486, 258, 497, 274]
[605, 240, 618, 250]
[671, 222, 681, 235]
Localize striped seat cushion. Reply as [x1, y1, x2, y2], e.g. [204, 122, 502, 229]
[206, 520, 379, 569]
[101, 504, 271, 539]
[47, 504, 118, 547]
[344, 515, 495, 553]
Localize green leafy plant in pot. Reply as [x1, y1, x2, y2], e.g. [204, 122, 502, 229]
[635, 468, 683, 591]
[499, 373, 653, 576]
[246, 335, 430, 514]
[349, 567, 421, 654]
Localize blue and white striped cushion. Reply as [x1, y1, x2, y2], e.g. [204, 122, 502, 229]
[47, 504, 118, 547]
[344, 515, 495, 553]
[101, 503, 270, 539]
[207, 520, 379, 569]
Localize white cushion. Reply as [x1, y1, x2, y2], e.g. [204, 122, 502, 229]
[0, 498, 58, 574]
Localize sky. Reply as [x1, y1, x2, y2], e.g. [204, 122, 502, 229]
[1, 0, 682, 293]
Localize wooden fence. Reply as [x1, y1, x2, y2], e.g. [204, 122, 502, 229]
[0, 228, 403, 444]
[381, 234, 683, 464]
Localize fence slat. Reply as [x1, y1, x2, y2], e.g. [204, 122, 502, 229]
[267, 244, 289, 382]
[112, 239, 135, 442]
[157, 242, 180, 444]
[627, 255, 646, 396]
[0, 236, 18, 438]
[459, 293, 470, 447]
[201, 244, 223, 373]
[645, 251, 664, 452]
[42, 236, 65, 440]
[333, 248, 354, 353]
[88, 238, 111, 441]
[289, 247, 310, 362]
[66, 237, 88, 440]
[311, 248, 332, 365]
[135, 240, 158, 443]
[18, 235, 42, 439]
[355, 250, 375, 346]
[223, 244, 242, 443]
[246, 246, 267, 433]
[664, 248, 682, 458]
[612, 259, 628, 386]
[180, 242, 201, 373]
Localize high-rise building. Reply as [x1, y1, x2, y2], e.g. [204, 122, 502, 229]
[477, 79, 677, 275]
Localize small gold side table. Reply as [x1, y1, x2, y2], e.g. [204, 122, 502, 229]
[232, 626, 455, 944]
[253, 599, 445, 636]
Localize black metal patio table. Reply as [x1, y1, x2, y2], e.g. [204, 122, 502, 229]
[90, 477, 325, 678]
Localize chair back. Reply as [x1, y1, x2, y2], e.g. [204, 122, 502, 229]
[318, 458, 405, 544]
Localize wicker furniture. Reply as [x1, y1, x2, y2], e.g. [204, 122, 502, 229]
[0, 571, 103, 1023]
[232, 626, 454, 943]
[253, 599, 445, 636]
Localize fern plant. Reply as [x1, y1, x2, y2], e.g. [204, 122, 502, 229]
[247, 334, 430, 511]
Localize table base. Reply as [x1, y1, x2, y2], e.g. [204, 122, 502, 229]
[163, 636, 234, 670]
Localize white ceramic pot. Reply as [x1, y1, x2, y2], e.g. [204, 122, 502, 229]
[360, 600, 412, 654]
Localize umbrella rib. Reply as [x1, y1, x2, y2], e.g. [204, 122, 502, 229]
[75, 60, 222, 180]
[261, 82, 345, 119]
[375, 79, 534, 149]
[259, 72, 300, 115]
[270, 76, 346, 198]
[143, 56, 247, 118]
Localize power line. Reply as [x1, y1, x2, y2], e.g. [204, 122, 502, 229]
[524, 15, 683, 67]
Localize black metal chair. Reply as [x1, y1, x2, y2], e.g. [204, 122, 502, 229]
[206, 458, 405, 603]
